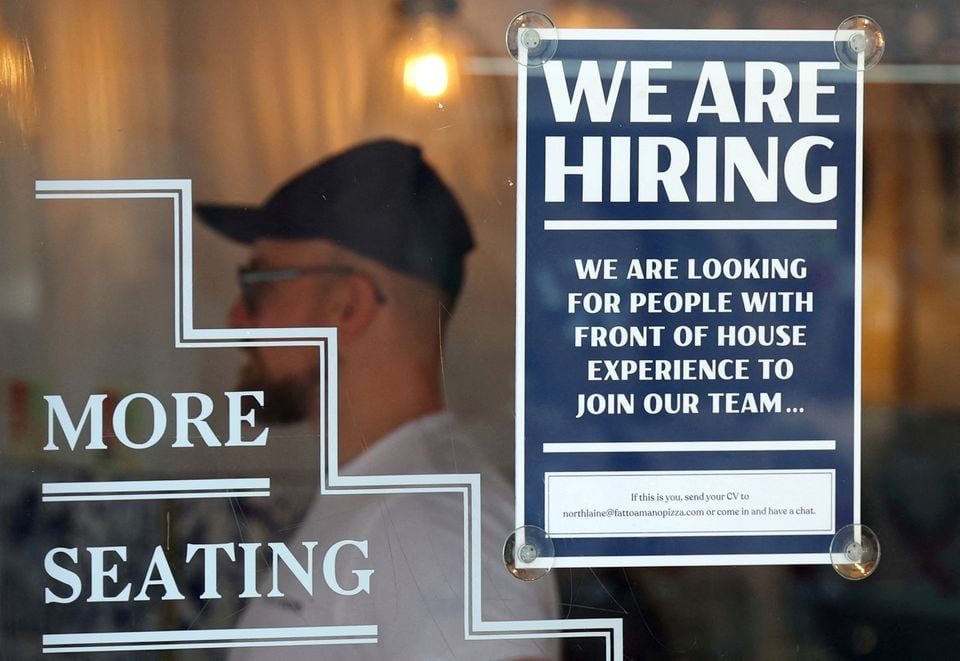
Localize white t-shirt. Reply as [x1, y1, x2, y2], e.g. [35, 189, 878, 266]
[230, 412, 560, 660]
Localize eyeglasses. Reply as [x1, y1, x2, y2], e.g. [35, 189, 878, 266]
[237, 264, 387, 313]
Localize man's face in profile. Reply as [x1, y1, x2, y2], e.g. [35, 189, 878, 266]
[229, 238, 341, 424]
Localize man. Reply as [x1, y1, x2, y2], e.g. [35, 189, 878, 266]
[197, 140, 559, 659]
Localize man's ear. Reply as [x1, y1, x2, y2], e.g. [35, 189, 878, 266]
[330, 273, 382, 347]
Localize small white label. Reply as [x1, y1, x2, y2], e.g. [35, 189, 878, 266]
[545, 470, 834, 537]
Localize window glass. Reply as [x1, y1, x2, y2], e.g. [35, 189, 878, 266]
[1, 2, 957, 659]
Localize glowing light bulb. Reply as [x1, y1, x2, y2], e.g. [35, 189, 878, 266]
[403, 52, 450, 98]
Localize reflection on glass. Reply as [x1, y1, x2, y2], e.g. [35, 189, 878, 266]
[0, 22, 35, 137]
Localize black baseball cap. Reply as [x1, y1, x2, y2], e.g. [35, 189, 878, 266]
[195, 139, 474, 301]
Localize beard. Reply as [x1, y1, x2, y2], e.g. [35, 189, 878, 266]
[237, 350, 313, 425]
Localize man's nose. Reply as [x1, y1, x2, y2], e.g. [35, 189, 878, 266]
[229, 296, 254, 328]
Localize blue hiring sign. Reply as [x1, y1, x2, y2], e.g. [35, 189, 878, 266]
[515, 30, 861, 567]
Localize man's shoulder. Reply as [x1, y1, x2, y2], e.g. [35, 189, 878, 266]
[346, 411, 505, 478]
[334, 412, 499, 523]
